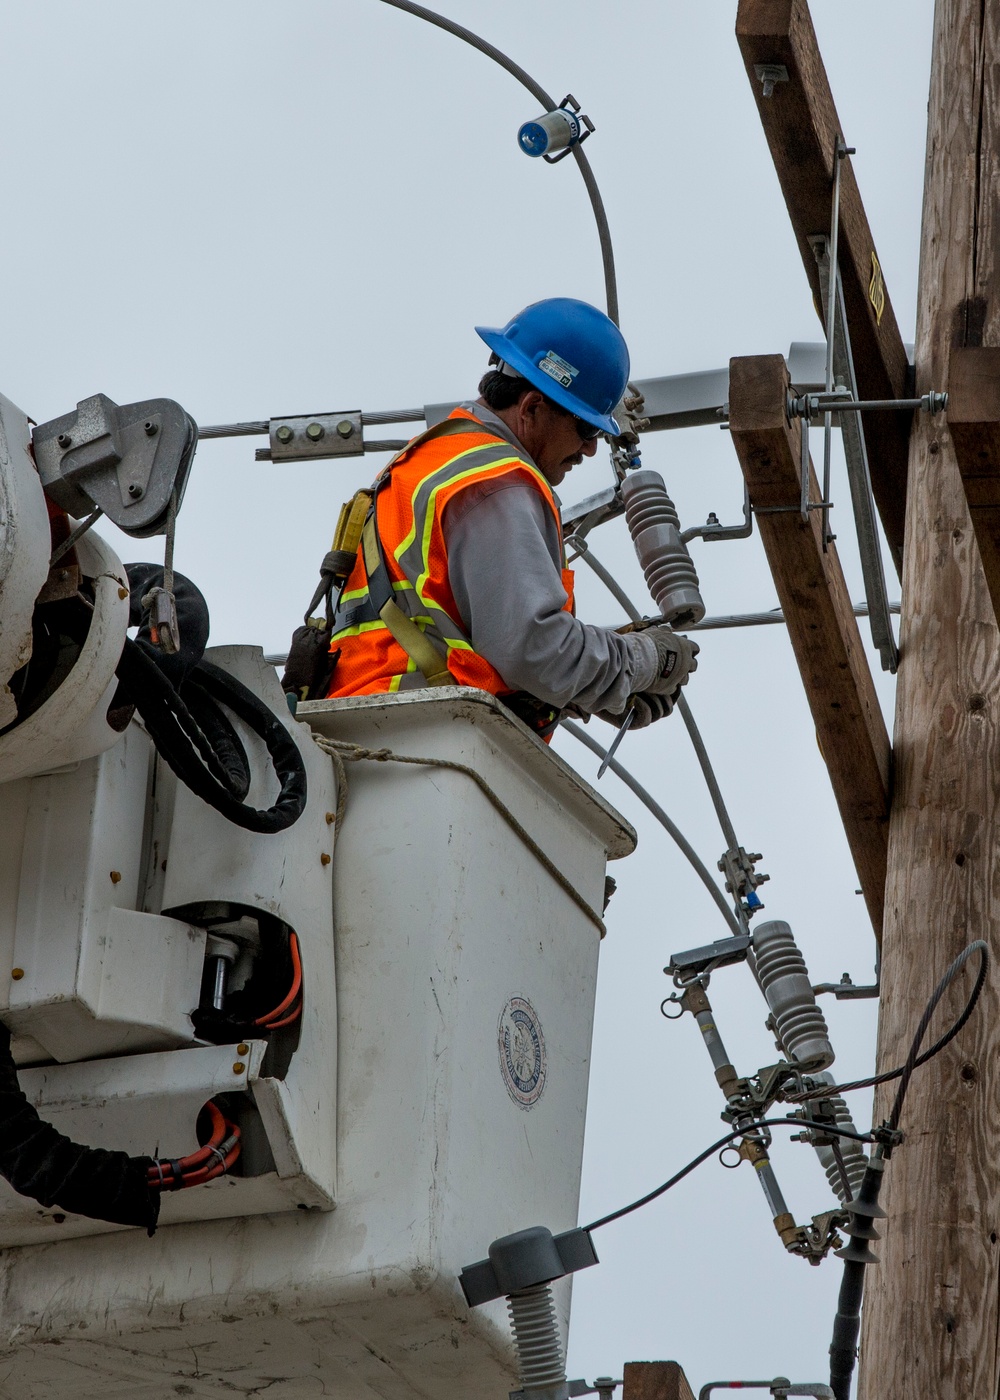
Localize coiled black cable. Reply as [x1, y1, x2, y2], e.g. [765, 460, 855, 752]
[116, 642, 307, 834]
[113, 563, 307, 834]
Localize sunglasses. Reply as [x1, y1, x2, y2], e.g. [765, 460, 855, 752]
[549, 400, 603, 441]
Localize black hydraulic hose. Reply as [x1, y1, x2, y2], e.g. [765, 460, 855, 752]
[582, 1116, 872, 1234]
[0, 1024, 158, 1233]
[115, 642, 307, 834]
[377, 0, 619, 323]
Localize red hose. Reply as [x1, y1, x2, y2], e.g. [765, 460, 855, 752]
[254, 931, 302, 1026]
[148, 1102, 241, 1190]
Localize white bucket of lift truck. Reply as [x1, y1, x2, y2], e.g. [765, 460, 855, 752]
[0, 687, 634, 1400]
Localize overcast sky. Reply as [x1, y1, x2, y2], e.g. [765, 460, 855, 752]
[0, 2, 934, 1393]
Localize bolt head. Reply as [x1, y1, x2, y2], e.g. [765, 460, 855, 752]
[57, 433, 72, 449]
[128, 483, 143, 498]
[336, 419, 354, 438]
[306, 422, 325, 442]
[144, 420, 158, 436]
[232, 1061, 246, 1075]
[276, 424, 294, 444]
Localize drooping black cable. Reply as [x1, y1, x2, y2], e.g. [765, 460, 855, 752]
[582, 1117, 872, 1234]
[585, 942, 988, 1238]
[886, 939, 987, 1129]
[793, 937, 989, 1106]
[377, 0, 619, 324]
[0, 1024, 158, 1234]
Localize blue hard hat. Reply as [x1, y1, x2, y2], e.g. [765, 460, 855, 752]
[475, 297, 630, 435]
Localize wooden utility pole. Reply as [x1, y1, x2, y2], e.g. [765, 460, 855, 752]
[621, 1361, 695, 1400]
[858, 3, 1000, 1396]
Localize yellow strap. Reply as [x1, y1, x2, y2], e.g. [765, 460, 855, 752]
[361, 517, 455, 687]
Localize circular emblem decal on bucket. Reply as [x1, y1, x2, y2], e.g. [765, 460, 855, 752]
[498, 996, 546, 1109]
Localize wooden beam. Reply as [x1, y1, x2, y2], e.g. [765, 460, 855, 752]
[735, 0, 912, 570]
[622, 1361, 695, 1400]
[728, 354, 891, 938]
[949, 346, 1000, 620]
[859, 3, 1000, 1396]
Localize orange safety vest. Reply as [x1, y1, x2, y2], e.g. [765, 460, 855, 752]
[326, 407, 575, 702]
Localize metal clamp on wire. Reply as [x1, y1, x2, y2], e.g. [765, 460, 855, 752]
[140, 490, 180, 654]
[518, 94, 594, 163]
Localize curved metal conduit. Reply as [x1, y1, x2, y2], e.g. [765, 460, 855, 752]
[565, 543, 753, 933]
[378, 0, 620, 324]
[562, 720, 740, 938]
[570, 542, 744, 854]
[376, 1, 746, 934]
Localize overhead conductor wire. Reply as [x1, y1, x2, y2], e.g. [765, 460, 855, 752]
[377, 0, 619, 325]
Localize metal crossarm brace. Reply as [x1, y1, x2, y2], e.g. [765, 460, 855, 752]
[810, 236, 898, 673]
[728, 354, 891, 940]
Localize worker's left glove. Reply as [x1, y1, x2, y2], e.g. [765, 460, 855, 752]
[594, 693, 674, 730]
[629, 693, 674, 728]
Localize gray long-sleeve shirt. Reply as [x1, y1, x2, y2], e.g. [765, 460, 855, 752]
[442, 403, 658, 714]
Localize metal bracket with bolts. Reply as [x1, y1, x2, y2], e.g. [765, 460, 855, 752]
[700, 1381, 834, 1399]
[568, 1379, 621, 1399]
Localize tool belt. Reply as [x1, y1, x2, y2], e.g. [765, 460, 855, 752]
[500, 691, 562, 739]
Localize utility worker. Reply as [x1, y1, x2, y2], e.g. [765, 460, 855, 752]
[324, 298, 698, 735]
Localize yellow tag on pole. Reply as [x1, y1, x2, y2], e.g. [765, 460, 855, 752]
[869, 251, 886, 326]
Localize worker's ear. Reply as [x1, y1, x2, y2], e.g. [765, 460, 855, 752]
[517, 389, 547, 422]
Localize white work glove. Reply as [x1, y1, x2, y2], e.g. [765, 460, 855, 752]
[643, 625, 699, 696]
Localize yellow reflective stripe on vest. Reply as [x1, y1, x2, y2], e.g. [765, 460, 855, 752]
[395, 442, 549, 585]
[360, 515, 454, 687]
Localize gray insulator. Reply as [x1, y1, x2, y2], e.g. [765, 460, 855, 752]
[621, 469, 705, 626]
[810, 1073, 868, 1204]
[507, 1283, 566, 1393]
[753, 920, 835, 1072]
